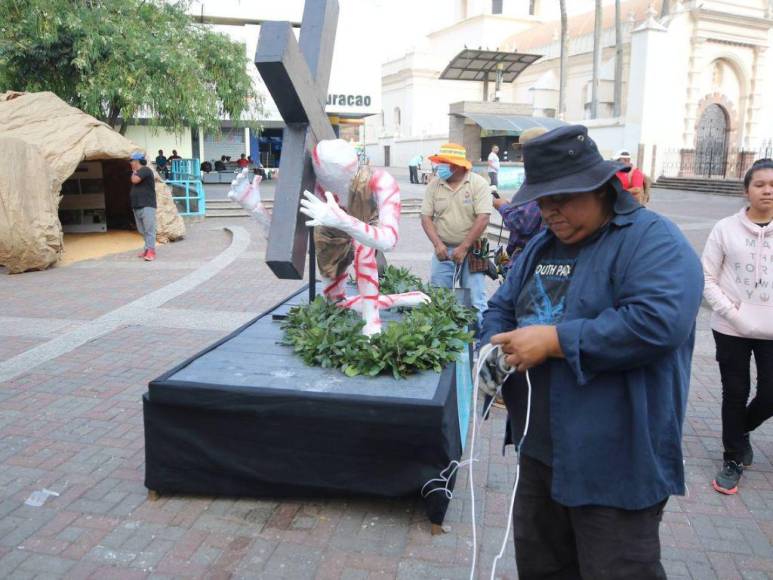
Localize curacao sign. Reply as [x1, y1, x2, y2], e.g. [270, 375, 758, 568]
[327, 94, 372, 107]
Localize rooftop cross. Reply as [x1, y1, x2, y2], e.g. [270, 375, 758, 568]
[254, 0, 338, 282]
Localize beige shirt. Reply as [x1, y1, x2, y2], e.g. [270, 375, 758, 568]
[421, 171, 492, 245]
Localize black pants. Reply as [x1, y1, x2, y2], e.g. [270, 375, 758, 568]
[489, 171, 498, 187]
[514, 454, 667, 580]
[409, 165, 419, 183]
[713, 330, 773, 461]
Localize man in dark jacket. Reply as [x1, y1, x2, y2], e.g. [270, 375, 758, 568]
[480, 125, 703, 579]
[129, 152, 157, 261]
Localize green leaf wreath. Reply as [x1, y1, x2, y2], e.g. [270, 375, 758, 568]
[281, 266, 476, 379]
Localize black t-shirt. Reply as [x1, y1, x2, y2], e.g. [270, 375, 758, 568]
[503, 238, 579, 466]
[130, 166, 157, 209]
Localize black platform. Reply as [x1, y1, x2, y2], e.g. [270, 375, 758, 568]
[143, 286, 473, 524]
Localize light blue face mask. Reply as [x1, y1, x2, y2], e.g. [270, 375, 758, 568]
[436, 163, 453, 181]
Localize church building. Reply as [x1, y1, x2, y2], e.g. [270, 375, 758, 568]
[366, 0, 773, 181]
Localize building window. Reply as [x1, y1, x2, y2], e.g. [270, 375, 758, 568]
[393, 107, 401, 133]
[492, 0, 503, 14]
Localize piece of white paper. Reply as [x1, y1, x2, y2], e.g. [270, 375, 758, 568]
[24, 489, 60, 507]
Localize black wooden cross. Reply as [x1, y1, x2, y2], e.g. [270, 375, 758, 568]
[254, 0, 338, 286]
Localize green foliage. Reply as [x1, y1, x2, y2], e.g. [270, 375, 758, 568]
[0, 0, 262, 134]
[377, 265, 422, 295]
[281, 268, 476, 379]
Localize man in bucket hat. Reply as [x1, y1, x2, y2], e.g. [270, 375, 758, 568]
[480, 125, 703, 578]
[421, 143, 492, 327]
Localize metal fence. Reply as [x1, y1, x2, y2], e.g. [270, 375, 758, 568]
[660, 141, 773, 179]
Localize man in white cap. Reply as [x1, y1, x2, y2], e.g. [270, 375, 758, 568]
[614, 149, 646, 204]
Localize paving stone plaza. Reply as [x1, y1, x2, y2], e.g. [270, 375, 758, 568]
[1, 178, 772, 579]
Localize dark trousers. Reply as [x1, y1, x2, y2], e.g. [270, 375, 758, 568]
[409, 165, 419, 183]
[489, 171, 498, 187]
[713, 330, 773, 461]
[514, 454, 667, 580]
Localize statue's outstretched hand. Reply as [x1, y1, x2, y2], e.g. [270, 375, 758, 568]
[300, 190, 349, 229]
[228, 168, 270, 236]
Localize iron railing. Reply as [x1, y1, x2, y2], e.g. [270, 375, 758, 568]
[167, 159, 206, 216]
[660, 141, 773, 179]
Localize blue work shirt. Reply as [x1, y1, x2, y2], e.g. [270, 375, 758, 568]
[481, 192, 704, 509]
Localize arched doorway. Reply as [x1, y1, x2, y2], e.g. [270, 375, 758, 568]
[695, 104, 729, 178]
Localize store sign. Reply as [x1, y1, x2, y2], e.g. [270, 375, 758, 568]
[326, 94, 372, 107]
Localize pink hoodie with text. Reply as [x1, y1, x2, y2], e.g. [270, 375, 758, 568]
[702, 207, 773, 340]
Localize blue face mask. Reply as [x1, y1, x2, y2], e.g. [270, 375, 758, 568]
[436, 163, 453, 181]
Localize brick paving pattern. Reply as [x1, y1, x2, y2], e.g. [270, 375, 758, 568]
[0, 182, 770, 579]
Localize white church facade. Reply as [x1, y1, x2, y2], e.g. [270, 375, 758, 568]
[366, 0, 773, 181]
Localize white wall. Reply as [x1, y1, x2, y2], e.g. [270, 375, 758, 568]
[189, 1, 381, 121]
[758, 29, 773, 149]
[426, 14, 536, 61]
[124, 126, 193, 159]
[700, 0, 769, 19]
[366, 136, 446, 169]
[585, 120, 627, 159]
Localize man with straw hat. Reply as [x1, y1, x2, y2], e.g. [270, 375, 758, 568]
[420, 143, 492, 328]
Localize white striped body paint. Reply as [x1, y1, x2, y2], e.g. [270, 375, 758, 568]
[302, 141, 430, 336]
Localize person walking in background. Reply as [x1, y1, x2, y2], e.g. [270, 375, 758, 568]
[155, 149, 168, 178]
[129, 152, 157, 262]
[702, 158, 773, 495]
[492, 187, 542, 270]
[408, 153, 423, 184]
[421, 143, 491, 328]
[614, 149, 648, 204]
[492, 128, 547, 273]
[488, 145, 500, 187]
[167, 149, 182, 178]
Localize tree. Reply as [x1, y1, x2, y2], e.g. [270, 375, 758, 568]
[0, 0, 261, 134]
[590, 0, 602, 119]
[558, 0, 568, 119]
[613, 0, 623, 117]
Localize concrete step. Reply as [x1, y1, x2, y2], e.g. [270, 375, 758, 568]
[656, 181, 743, 190]
[655, 176, 743, 196]
[205, 210, 250, 218]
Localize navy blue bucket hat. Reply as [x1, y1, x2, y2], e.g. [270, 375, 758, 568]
[512, 125, 629, 206]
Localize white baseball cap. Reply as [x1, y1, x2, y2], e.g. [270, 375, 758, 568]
[614, 149, 631, 160]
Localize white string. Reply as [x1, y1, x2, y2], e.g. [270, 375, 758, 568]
[453, 262, 463, 290]
[488, 368, 531, 580]
[421, 459, 472, 500]
[419, 342, 532, 580]
[421, 394, 497, 502]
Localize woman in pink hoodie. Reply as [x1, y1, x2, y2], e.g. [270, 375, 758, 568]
[702, 158, 773, 495]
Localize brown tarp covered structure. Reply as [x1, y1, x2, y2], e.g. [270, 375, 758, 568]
[0, 91, 185, 274]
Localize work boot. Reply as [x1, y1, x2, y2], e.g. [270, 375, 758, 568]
[712, 460, 743, 495]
